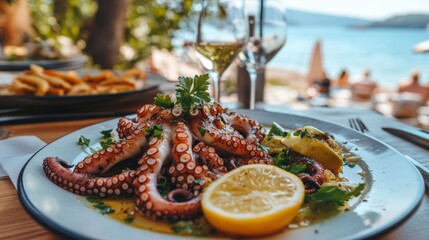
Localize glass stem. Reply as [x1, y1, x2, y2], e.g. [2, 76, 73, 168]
[247, 67, 258, 110]
[208, 71, 221, 102]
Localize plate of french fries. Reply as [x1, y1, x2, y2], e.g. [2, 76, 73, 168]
[0, 64, 161, 108]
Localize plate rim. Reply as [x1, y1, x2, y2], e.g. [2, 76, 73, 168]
[17, 109, 425, 240]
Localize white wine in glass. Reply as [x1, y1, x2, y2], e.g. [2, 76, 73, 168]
[238, 0, 287, 109]
[195, 0, 246, 102]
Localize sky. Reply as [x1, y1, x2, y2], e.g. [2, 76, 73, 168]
[284, 0, 429, 20]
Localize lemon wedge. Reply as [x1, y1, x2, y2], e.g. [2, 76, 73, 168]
[281, 126, 343, 175]
[201, 164, 305, 237]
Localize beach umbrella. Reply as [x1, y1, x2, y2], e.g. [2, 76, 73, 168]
[413, 39, 429, 53]
[307, 40, 324, 85]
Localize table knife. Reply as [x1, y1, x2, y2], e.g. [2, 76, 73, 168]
[382, 126, 429, 149]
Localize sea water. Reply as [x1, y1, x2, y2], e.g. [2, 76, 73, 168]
[174, 26, 429, 88]
[274, 26, 429, 88]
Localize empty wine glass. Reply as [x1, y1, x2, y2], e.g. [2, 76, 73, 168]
[239, 0, 287, 109]
[195, 0, 246, 102]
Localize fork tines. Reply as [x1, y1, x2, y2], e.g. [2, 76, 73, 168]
[349, 118, 368, 133]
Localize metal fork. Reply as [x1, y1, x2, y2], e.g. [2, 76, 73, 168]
[348, 118, 429, 189]
[0, 128, 11, 140]
[348, 118, 369, 133]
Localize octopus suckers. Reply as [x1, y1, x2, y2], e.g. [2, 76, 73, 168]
[138, 185, 146, 192]
[180, 154, 191, 163]
[176, 143, 188, 153]
[186, 162, 196, 170]
[147, 147, 158, 156]
[141, 193, 149, 201]
[176, 163, 185, 171]
[149, 138, 158, 145]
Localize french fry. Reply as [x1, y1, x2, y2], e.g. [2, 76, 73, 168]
[16, 75, 50, 96]
[44, 69, 83, 84]
[11, 79, 36, 94]
[1, 64, 147, 96]
[67, 83, 93, 95]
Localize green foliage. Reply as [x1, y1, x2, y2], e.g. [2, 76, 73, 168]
[28, 0, 196, 69]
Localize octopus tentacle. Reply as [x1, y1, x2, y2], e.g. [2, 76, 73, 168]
[169, 122, 209, 192]
[191, 116, 266, 158]
[136, 104, 162, 124]
[290, 156, 326, 193]
[43, 157, 135, 197]
[133, 126, 202, 220]
[223, 112, 265, 144]
[193, 142, 227, 176]
[117, 117, 138, 139]
[74, 128, 148, 174]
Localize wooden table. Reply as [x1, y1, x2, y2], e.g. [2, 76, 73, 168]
[0, 110, 428, 239]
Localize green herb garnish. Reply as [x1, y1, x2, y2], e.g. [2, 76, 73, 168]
[282, 163, 307, 175]
[154, 93, 174, 108]
[175, 74, 211, 112]
[93, 201, 115, 215]
[199, 127, 207, 137]
[145, 124, 163, 140]
[157, 176, 171, 199]
[257, 144, 269, 152]
[100, 138, 116, 149]
[124, 217, 135, 223]
[77, 135, 97, 153]
[305, 184, 365, 211]
[77, 135, 91, 147]
[100, 129, 113, 138]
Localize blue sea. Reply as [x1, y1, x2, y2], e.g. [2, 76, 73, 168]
[272, 26, 429, 88]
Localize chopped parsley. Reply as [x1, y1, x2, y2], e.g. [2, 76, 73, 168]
[157, 176, 172, 199]
[124, 217, 135, 223]
[100, 129, 113, 138]
[86, 196, 115, 215]
[145, 124, 163, 140]
[257, 144, 269, 152]
[293, 128, 312, 138]
[343, 157, 356, 168]
[77, 135, 90, 146]
[305, 184, 365, 211]
[282, 163, 307, 175]
[77, 135, 97, 153]
[199, 127, 207, 137]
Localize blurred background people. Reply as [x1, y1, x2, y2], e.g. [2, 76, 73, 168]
[335, 69, 349, 88]
[350, 69, 378, 100]
[397, 69, 429, 103]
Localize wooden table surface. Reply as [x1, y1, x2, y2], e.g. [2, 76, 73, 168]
[0, 114, 428, 240]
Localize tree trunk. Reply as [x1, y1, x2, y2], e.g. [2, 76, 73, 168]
[86, 0, 129, 69]
[0, 0, 33, 46]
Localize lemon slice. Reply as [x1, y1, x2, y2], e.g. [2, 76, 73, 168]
[201, 164, 305, 237]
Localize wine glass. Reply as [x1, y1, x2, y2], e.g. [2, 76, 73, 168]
[195, 0, 246, 102]
[238, 0, 287, 109]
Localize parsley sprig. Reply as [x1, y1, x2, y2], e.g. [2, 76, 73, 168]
[305, 184, 365, 211]
[145, 124, 163, 140]
[154, 74, 211, 114]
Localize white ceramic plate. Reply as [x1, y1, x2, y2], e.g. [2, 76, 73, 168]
[18, 110, 424, 240]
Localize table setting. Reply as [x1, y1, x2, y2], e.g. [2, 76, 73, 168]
[1, 0, 429, 240]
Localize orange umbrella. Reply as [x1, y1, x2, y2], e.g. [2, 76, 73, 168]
[413, 40, 429, 53]
[307, 40, 324, 85]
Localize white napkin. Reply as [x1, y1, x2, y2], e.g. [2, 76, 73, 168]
[0, 136, 46, 188]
